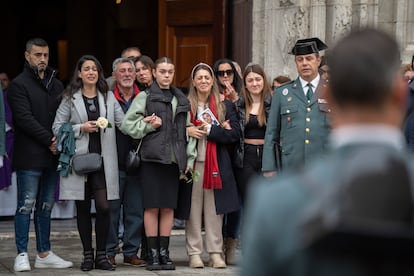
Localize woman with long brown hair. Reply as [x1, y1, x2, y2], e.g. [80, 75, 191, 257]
[185, 62, 241, 269]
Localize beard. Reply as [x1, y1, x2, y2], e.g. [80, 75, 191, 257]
[37, 64, 47, 73]
[29, 63, 47, 75]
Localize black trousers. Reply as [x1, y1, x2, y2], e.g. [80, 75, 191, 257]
[235, 143, 264, 204]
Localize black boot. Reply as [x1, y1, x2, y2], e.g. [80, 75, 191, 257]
[95, 250, 115, 271]
[81, 249, 94, 271]
[146, 237, 162, 271]
[159, 236, 175, 270]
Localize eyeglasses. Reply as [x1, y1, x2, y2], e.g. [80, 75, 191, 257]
[86, 99, 97, 113]
[217, 70, 234, 77]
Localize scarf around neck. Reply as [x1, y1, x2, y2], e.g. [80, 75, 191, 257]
[191, 95, 222, 189]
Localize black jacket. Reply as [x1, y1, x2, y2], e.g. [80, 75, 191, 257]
[140, 82, 190, 172]
[113, 89, 140, 173]
[8, 63, 63, 169]
[176, 100, 242, 218]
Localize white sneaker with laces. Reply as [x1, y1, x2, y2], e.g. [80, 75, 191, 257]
[34, 251, 73, 268]
[14, 252, 31, 272]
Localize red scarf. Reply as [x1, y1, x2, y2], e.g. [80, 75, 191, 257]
[113, 84, 140, 103]
[191, 96, 222, 189]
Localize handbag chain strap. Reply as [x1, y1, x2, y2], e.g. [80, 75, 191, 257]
[134, 139, 143, 154]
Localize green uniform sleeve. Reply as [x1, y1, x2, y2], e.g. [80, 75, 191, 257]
[262, 89, 281, 172]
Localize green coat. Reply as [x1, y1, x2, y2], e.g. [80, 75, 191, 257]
[262, 77, 331, 172]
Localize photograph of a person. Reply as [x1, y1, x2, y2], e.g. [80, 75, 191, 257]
[198, 108, 219, 126]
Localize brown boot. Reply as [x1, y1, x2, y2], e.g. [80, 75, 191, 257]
[225, 238, 239, 265]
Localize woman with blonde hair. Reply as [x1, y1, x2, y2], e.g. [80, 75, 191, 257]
[235, 64, 272, 202]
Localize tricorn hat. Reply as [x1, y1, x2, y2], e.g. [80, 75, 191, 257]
[290, 37, 328, 55]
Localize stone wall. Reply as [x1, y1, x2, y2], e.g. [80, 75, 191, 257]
[253, 0, 414, 81]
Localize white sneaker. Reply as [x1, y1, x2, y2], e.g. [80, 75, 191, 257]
[14, 252, 31, 272]
[34, 251, 73, 268]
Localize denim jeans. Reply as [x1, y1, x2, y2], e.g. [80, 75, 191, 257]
[14, 169, 58, 254]
[107, 171, 144, 257]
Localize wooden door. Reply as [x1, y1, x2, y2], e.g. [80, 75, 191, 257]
[158, 0, 227, 90]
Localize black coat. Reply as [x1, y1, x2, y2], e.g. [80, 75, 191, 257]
[8, 64, 63, 169]
[175, 100, 241, 218]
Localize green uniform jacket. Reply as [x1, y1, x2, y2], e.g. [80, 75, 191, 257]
[262, 77, 331, 172]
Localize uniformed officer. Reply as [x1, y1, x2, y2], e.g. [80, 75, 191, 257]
[262, 37, 330, 176]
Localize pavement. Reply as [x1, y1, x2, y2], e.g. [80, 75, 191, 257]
[0, 217, 240, 276]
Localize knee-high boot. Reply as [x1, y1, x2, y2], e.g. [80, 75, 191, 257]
[146, 237, 162, 271]
[159, 236, 175, 270]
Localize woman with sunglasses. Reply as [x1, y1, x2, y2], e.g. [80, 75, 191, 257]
[212, 58, 244, 264]
[52, 55, 125, 271]
[213, 59, 243, 103]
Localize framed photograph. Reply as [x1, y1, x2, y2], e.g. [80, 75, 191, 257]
[198, 108, 219, 126]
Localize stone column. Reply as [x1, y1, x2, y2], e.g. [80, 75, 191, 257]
[326, 0, 352, 46]
[253, 0, 314, 80]
[394, 0, 414, 62]
[310, 0, 327, 41]
[351, 0, 378, 28]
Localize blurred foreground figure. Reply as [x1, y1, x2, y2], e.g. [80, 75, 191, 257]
[242, 28, 414, 276]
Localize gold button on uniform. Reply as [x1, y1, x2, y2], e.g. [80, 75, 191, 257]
[305, 128, 310, 133]
[286, 109, 290, 114]
[306, 117, 311, 122]
[305, 139, 310, 144]
[306, 107, 311, 112]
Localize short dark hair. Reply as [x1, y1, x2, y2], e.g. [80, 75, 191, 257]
[121, 46, 141, 58]
[273, 75, 291, 85]
[329, 28, 401, 108]
[135, 55, 155, 71]
[26, 38, 48, 52]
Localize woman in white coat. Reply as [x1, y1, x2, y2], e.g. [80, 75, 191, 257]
[52, 55, 124, 271]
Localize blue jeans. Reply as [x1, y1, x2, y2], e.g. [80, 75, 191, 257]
[107, 171, 144, 257]
[14, 169, 58, 254]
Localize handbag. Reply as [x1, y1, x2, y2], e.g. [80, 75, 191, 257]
[233, 119, 245, 169]
[125, 139, 143, 173]
[233, 139, 244, 169]
[72, 153, 103, 175]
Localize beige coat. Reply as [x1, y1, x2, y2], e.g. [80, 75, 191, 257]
[52, 90, 124, 200]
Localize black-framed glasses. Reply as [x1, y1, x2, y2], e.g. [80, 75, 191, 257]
[86, 99, 97, 113]
[217, 70, 234, 77]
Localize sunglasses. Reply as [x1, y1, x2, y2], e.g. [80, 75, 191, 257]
[86, 99, 97, 113]
[217, 70, 234, 77]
